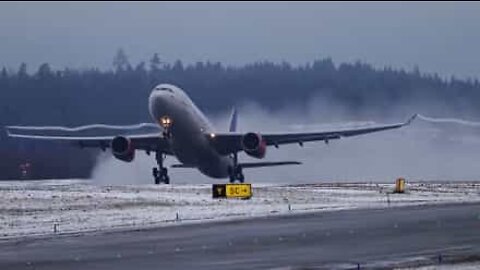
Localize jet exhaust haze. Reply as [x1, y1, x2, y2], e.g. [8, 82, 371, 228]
[90, 95, 480, 185]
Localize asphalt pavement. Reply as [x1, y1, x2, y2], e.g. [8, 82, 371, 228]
[1, 203, 479, 269]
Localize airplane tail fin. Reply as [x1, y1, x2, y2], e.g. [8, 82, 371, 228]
[229, 107, 238, 132]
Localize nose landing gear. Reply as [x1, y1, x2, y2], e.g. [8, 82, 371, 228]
[153, 117, 172, 185]
[160, 116, 173, 139]
[153, 151, 170, 184]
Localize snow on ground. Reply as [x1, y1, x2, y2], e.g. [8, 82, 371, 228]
[0, 180, 479, 239]
[407, 262, 480, 270]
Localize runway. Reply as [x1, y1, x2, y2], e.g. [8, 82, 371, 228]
[1, 202, 479, 269]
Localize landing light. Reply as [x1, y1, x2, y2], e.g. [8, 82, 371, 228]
[160, 116, 172, 128]
[210, 133, 216, 138]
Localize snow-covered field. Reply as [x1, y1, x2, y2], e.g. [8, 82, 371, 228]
[0, 180, 479, 239]
[411, 263, 480, 270]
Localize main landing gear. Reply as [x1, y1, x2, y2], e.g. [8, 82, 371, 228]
[153, 151, 170, 184]
[228, 153, 245, 183]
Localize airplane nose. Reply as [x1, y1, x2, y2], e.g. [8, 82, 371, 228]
[149, 91, 163, 109]
[149, 88, 173, 123]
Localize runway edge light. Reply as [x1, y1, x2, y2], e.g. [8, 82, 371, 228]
[394, 178, 406, 193]
[212, 184, 252, 199]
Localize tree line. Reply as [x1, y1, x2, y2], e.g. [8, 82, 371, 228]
[1, 49, 479, 180]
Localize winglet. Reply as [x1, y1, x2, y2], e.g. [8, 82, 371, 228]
[405, 114, 418, 125]
[229, 107, 238, 132]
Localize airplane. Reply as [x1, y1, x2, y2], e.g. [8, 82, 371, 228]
[6, 84, 417, 184]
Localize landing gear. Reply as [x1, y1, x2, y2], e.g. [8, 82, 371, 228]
[152, 167, 169, 184]
[228, 153, 245, 183]
[153, 151, 170, 184]
[229, 166, 245, 183]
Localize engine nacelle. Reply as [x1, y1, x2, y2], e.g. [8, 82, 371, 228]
[111, 136, 135, 162]
[241, 132, 266, 159]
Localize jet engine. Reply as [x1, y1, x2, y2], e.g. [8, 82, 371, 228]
[241, 132, 266, 159]
[111, 136, 135, 162]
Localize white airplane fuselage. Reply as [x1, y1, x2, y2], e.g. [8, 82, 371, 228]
[148, 84, 232, 178]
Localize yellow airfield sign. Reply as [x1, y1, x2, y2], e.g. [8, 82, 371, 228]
[226, 184, 252, 198]
[212, 184, 252, 199]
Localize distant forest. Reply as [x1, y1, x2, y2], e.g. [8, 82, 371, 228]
[1, 49, 480, 180]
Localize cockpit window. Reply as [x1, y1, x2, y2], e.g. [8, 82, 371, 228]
[156, 87, 174, 93]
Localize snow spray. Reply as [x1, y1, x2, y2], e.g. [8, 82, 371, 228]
[417, 114, 480, 127]
[7, 123, 159, 132]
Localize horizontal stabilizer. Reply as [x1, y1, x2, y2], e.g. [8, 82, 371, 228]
[171, 161, 301, 169]
[240, 161, 301, 169]
[171, 164, 196, 168]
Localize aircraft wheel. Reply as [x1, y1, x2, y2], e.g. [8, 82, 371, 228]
[163, 175, 170, 185]
[238, 174, 245, 183]
[228, 167, 244, 183]
[153, 168, 160, 185]
[235, 166, 244, 183]
[228, 166, 235, 183]
[160, 168, 170, 184]
[235, 171, 245, 183]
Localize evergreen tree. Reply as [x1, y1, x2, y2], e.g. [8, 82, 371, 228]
[1, 67, 7, 80]
[113, 48, 130, 72]
[172, 60, 184, 72]
[17, 62, 28, 78]
[37, 63, 53, 79]
[135, 61, 147, 73]
[150, 53, 162, 71]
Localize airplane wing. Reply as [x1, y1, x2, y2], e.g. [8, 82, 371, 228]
[5, 130, 172, 155]
[210, 114, 417, 155]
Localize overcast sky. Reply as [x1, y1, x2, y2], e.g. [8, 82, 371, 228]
[1, 1, 479, 79]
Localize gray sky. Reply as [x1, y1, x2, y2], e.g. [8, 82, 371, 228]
[1, 1, 479, 79]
